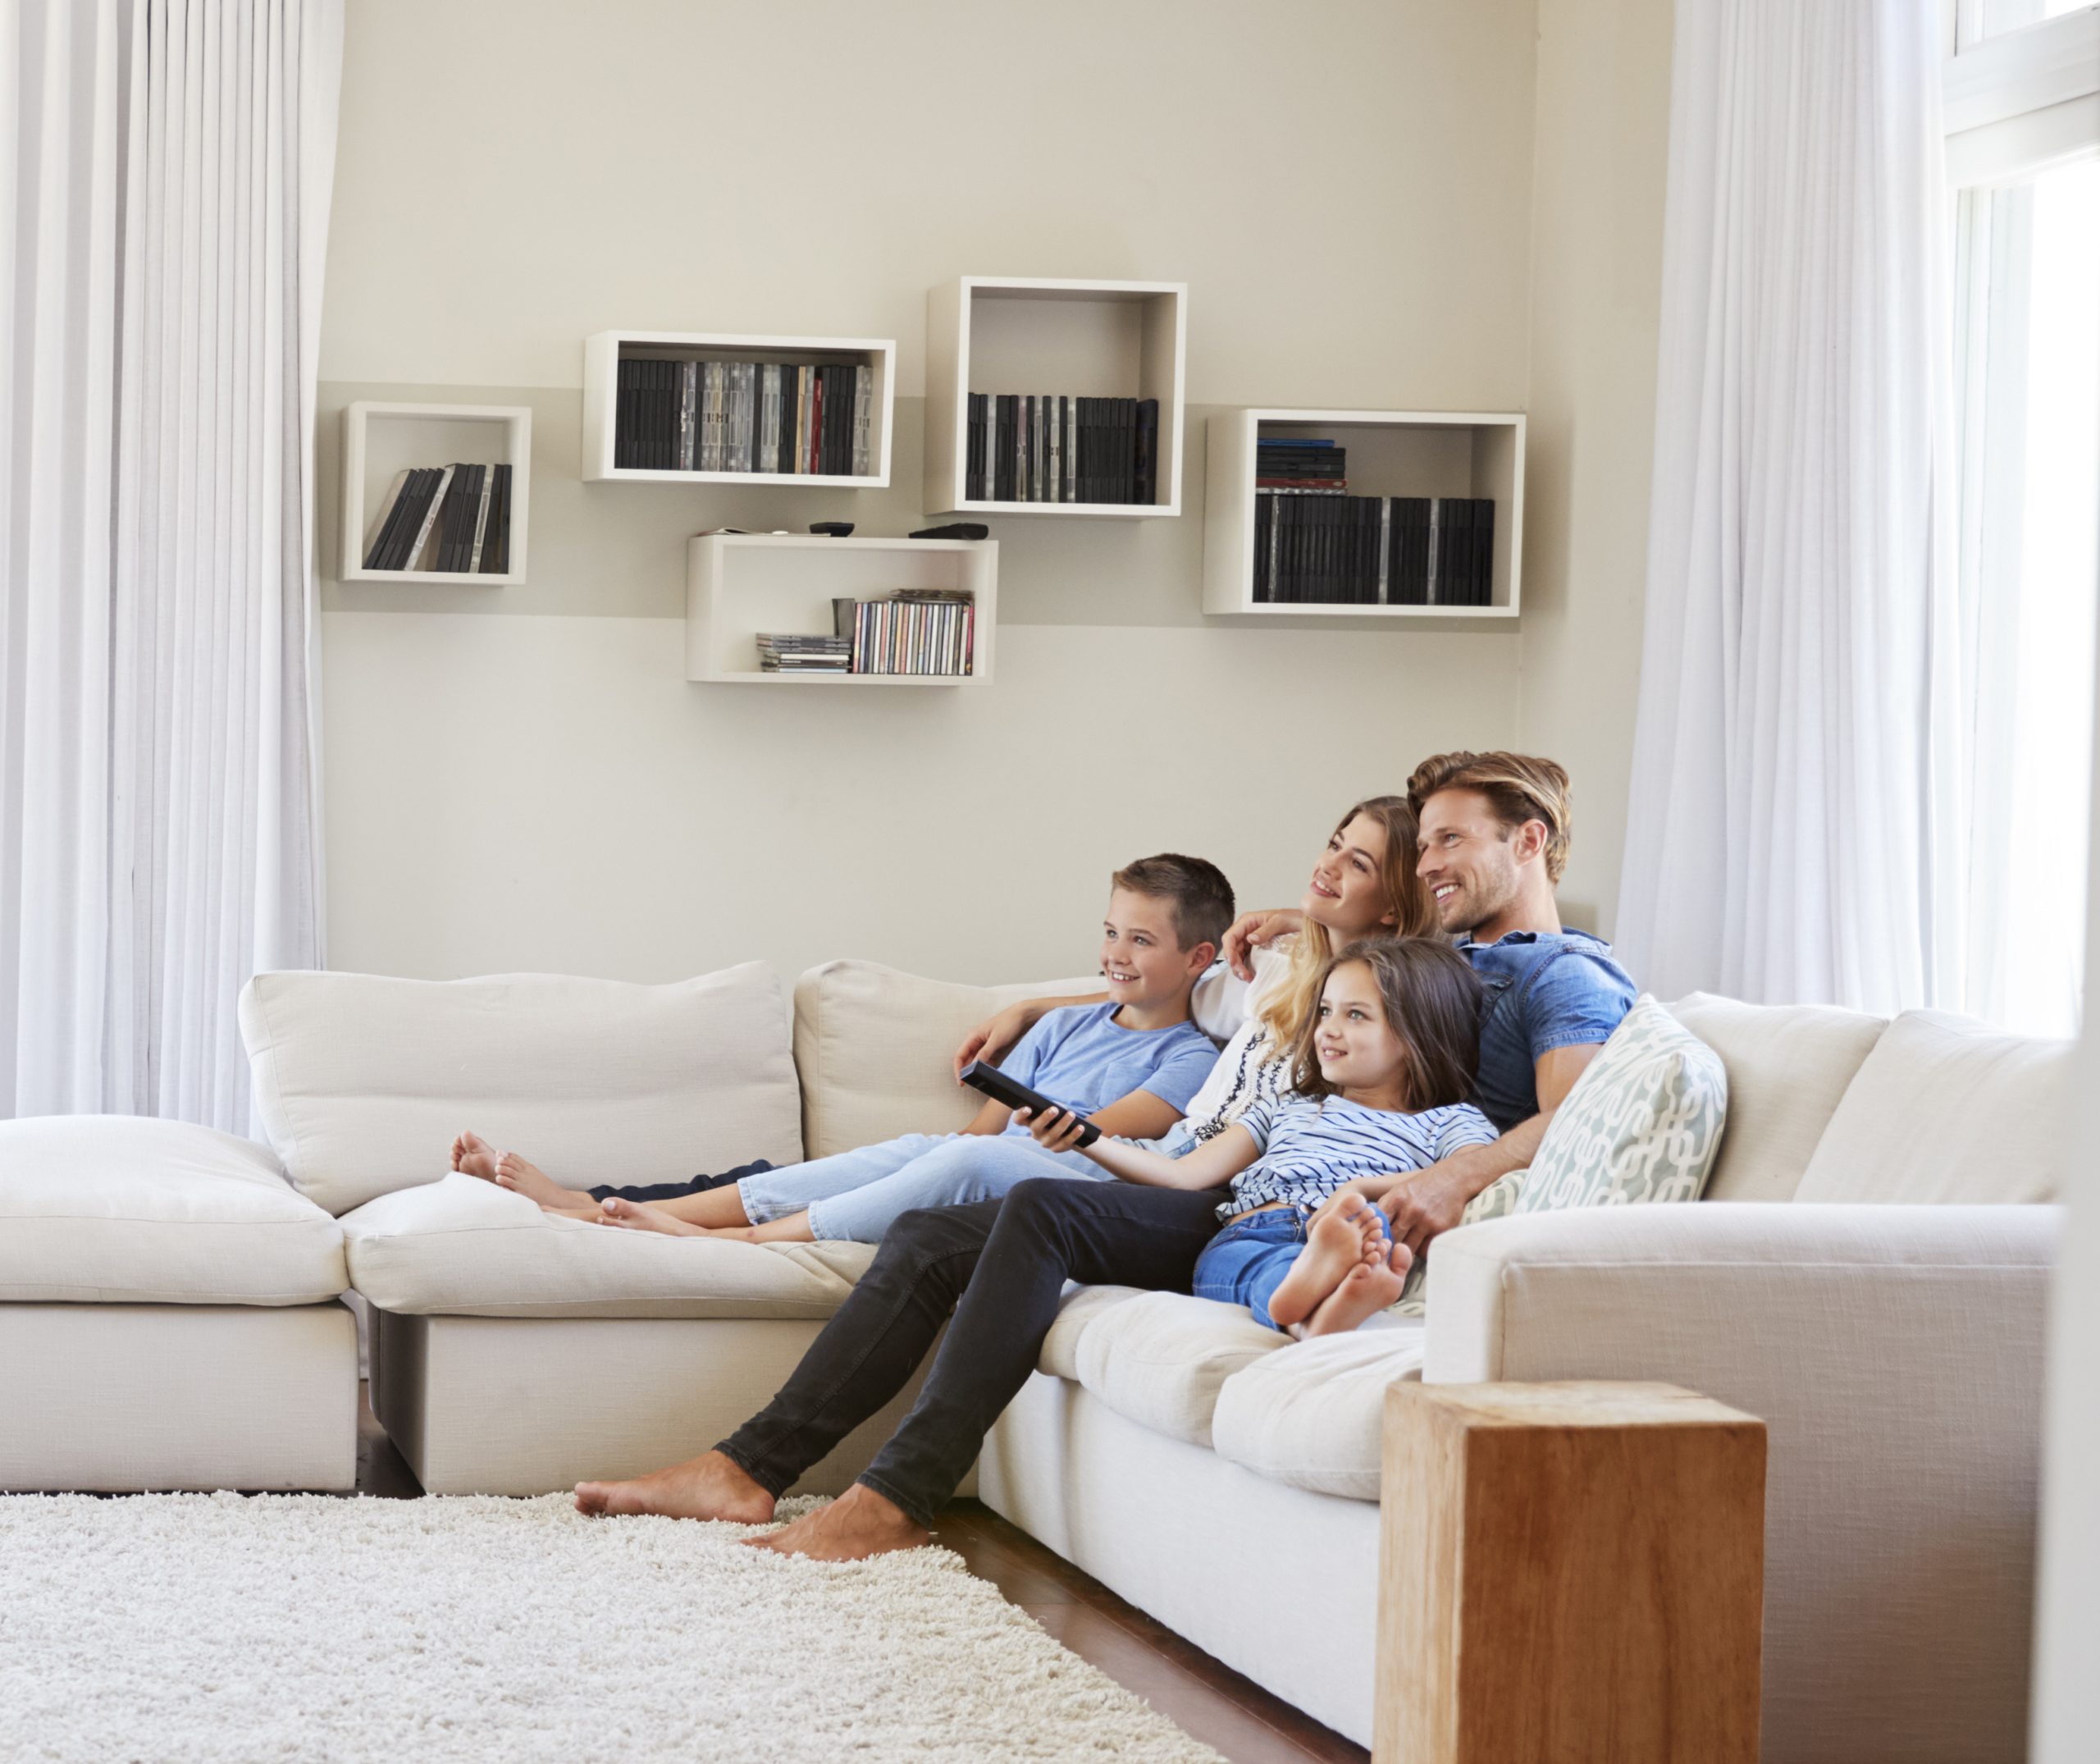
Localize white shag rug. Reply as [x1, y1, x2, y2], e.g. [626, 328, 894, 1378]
[0, 1492, 1224, 1764]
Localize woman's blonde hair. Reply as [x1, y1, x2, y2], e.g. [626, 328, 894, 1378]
[1253, 797, 1438, 1062]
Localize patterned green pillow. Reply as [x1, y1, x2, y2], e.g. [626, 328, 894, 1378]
[1513, 994, 1728, 1213]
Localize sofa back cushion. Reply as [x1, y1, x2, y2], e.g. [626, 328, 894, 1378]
[1795, 1008, 2070, 1204]
[1664, 992, 1888, 1202]
[240, 964, 802, 1217]
[792, 961, 1102, 1158]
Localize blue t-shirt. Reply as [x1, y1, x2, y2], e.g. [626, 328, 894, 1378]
[1459, 928, 1637, 1131]
[1000, 1003, 1220, 1135]
[1226, 1093, 1500, 1218]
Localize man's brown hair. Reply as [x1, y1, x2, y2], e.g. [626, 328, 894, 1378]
[1406, 752, 1573, 884]
[1285, 936, 1482, 1110]
[1110, 853, 1235, 953]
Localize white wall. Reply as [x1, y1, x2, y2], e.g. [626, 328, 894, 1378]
[1516, 0, 1675, 935]
[317, 0, 1554, 985]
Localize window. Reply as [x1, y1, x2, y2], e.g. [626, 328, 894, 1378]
[1945, 3, 2100, 1035]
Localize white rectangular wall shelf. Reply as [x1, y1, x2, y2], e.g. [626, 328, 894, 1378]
[686, 535, 997, 686]
[583, 331, 895, 487]
[924, 276, 1186, 519]
[1203, 409, 1525, 619]
[340, 401, 531, 585]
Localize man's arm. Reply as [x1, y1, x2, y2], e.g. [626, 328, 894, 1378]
[952, 993, 1110, 1078]
[1373, 1042, 1605, 1255]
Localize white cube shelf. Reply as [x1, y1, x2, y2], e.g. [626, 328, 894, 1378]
[924, 276, 1187, 519]
[583, 331, 895, 487]
[686, 535, 997, 687]
[1203, 409, 1526, 619]
[340, 402, 531, 585]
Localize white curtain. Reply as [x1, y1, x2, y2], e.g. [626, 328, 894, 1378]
[1615, 0, 1961, 1015]
[0, 0, 341, 1131]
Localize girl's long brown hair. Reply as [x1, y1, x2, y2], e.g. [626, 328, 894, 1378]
[1286, 937, 1482, 1110]
[1254, 797, 1438, 1061]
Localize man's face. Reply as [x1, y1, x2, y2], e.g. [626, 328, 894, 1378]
[1415, 788, 1523, 934]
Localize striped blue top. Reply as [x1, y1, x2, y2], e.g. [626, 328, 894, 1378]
[1223, 1093, 1500, 1220]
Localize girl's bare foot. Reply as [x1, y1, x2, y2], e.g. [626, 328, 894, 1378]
[595, 1196, 706, 1236]
[744, 1483, 929, 1561]
[494, 1151, 586, 1211]
[1268, 1192, 1389, 1328]
[1303, 1239, 1415, 1337]
[575, 1450, 775, 1522]
[450, 1130, 501, 1181]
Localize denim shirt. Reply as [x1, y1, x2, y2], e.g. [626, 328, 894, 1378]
[1459, 928, 1637, 1132]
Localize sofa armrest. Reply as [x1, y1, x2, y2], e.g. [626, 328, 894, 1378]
[1422, 1203, 2059, 1764]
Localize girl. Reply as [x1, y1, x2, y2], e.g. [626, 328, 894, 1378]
[1020, 938, 1496, 1336]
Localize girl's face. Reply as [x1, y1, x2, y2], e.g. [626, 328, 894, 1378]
[1312, 960, 1409, 1095]
[1302, 814, 1399, 939]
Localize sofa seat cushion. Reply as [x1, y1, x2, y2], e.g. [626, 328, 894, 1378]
[1664, 993, 1887, 1202]
[1073, 1291, 1286, 1448]
[1795, 1009, 2070, 1204]
[241, 963, 804, 1218]
[0, 1115, 345, 1305]
[1037, 1283, 1148, 1380]
[793, 962, 1105, 1159]
[1210, 1322, 1430, 1501]
[340, 1174, 874, 1318]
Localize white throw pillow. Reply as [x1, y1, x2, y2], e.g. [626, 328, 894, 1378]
[241, 963, 803, 1217]
[1513, 995, 1728, 1213]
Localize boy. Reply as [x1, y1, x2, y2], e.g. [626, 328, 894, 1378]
[452, 853, 1233, 1245]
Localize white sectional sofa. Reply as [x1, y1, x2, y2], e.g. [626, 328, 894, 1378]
[0, 960, 2066, 1764]
[0, 1114, 357, 1492]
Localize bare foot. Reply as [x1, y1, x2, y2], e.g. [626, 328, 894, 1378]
[1302, 1241, 1414, 1337]
[595, 1196, 706, 1236]
[744, 1483, 928, 1561]
[1268, 1193, 1388, 1329]
[450, 1130, 501, 1181]
[574, 1450, 775, 1522]
[494, 1151, 587, 1211]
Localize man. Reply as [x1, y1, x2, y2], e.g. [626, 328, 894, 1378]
[575, 751, 1634, 1561]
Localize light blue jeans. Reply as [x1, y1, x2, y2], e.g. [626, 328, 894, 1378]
[736, 1132, 1112, 1244]
[1190, 1207, 1312, 1331]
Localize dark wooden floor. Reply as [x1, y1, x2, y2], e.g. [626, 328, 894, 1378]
[356, 1387, 1366, 1764]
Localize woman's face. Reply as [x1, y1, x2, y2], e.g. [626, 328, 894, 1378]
[1301, 814, 1398, 939]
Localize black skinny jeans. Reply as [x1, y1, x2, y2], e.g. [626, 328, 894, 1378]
[715, 1177, 1225, 1529]
[584, 1158, 774, 1205]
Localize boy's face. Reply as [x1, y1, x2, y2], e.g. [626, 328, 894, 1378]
[1313, 959, 1406, 1090]
[1099, 888, 1206, 1008]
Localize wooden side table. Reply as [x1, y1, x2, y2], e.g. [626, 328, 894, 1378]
[1377, 1382, 1766, 1764]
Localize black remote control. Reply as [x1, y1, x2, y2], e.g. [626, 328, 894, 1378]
[809, 521, 855, 537]
[909, 523, 990, 541]
[956, 1061, 1102, 1146]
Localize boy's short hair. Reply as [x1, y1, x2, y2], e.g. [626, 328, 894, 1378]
[1110, 854, 1235, 954]
[1406, 751, 1574, 884]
